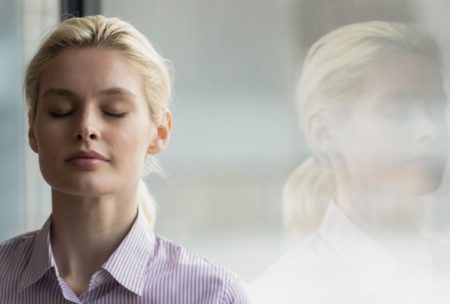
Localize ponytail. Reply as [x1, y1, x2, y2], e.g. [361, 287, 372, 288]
[283, 157, 333, 239]
[137, 179, 157, 227]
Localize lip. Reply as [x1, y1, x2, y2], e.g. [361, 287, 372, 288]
[65, 149, 109, 170]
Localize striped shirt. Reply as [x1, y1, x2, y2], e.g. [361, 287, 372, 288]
[0, 211, 249, 303]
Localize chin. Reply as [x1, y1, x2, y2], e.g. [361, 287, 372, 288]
[53, 185, 112, 198]
[47, 176, 116, 198]
[403, 170, 445, 196]
[409, 181, 441, 196]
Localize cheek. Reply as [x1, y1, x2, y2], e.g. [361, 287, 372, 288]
[34, 123, 67, 156]
[32, 123, 69, 184]
[337, 118, 410, 167]
[335, 120, 376, 159]
[107, 123, 152, 168]
[375, 121, 426, 164]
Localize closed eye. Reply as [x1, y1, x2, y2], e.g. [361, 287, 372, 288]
[49, 111, 74, 118]
[103, 111, 128, 118]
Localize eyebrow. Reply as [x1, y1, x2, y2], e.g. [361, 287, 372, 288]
[40, 87, 137, 99]
[41, 88, 77, 99]
[99, 87, 137, 98]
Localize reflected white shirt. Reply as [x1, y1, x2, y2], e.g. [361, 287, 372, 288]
[250, 202, 450, 304]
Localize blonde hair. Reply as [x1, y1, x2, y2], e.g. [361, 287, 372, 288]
[24, 15, 172, 226]
[285, 21, 441, 238]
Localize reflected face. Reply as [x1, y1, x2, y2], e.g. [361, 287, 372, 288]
[29, 47, 159, 197]
[332, 53, 449, 195]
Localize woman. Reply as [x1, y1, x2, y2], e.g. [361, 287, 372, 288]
[0, 15, 248, 303]
[251, 21, 450, 303]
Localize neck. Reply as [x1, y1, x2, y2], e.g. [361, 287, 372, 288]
[334, 175, 425, 241]
[50, 184, 139, 295]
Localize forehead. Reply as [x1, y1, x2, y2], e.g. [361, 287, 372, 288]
[38, 47, 143, 99]
[360, 53, 444, 102]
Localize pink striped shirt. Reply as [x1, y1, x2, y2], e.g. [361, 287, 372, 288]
[0, 212, 249, 303]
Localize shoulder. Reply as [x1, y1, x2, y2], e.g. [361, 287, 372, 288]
[254, 232, 336, 276]
[152, 235, 235, 277]
[0, 230, 37, 263]
[150, 235, 249, 303]
[0, 231, 38, 281]
[249, 233, 342, 304]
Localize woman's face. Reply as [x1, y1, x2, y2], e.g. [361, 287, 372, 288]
[330, 53, 449, 196]
[29, 47, 170, 197]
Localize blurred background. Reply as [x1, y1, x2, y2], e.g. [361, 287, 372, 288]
[2, 0, 450, 282]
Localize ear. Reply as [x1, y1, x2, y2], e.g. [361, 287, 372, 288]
[307, 112, 335, 157]
[147, 111, 172, 155]
[28, 125, 39, 153]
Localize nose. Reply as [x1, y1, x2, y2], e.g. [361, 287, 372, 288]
[415, 110, 446, 143]
[75, 130, 99, 141]
[73, 108, 101, 142]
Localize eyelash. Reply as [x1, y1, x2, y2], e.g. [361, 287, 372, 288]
[49, 111, 74, 118]
[49, 111, 128, 118]
[104, 112, 128, 118]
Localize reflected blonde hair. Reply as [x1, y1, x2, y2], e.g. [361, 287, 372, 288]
[24, 15, 172, 226]
[285, 21, 441, 238]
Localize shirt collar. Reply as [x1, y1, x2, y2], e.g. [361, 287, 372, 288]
[318, 201, 397, 292]
[17, 216, 53, 292]
[102, 210, 155, 296]
[17, 209, 155, 296]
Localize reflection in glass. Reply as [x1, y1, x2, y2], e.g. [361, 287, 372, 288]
[251, 21, 450, 304]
